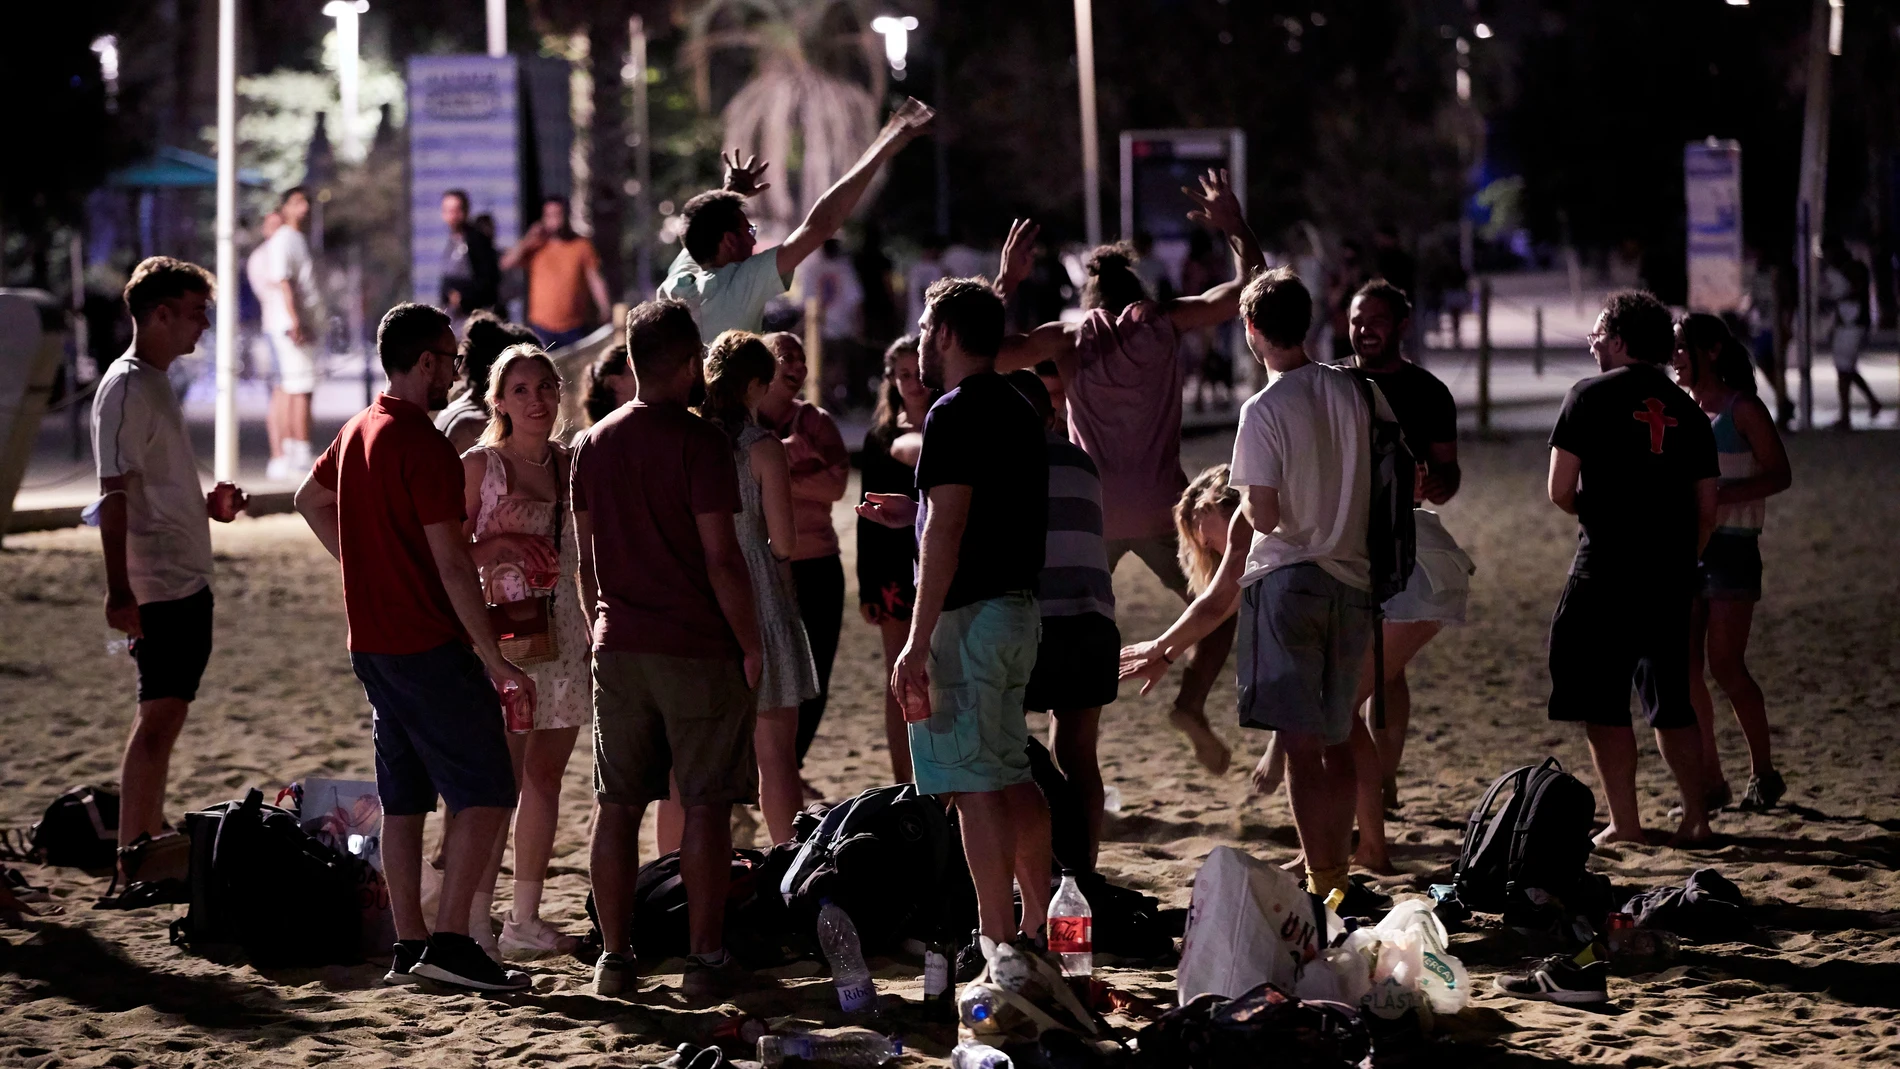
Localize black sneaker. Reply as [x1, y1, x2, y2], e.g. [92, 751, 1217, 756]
[1336, 878, 1392, 921]
[1739, 768, 1785, 811]
[383, 939, 428, 985]
[1494, 953, 1610, 1004]
[411, 933, 532, 992]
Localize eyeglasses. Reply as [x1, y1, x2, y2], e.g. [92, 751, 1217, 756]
[1586, 329, 1611, 346]
[746, 224, 759, 238]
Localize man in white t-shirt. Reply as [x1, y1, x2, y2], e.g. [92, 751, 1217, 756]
[93, 257, 248, 870]
[260, 187, 322, 481]
[1227, 266, 1388, 907]
[659, 98, 935, 342]
[244, 211, 282, 382]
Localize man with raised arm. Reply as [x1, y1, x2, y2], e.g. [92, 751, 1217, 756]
[660, 98, 935, 341]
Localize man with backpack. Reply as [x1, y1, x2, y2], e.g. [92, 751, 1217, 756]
[1227, 268, 1398, 906]
[1547, 290, 1719, 849]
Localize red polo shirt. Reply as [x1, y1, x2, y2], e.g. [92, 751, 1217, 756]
[313, 393, 469, 655]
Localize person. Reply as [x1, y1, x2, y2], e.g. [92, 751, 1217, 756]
[1006, 369, 1119, 871]
[243, 211, 282, 384]
[757, 332, 850, 770]
[440, 188, 503, 319]
[1740, 245, 1794, 427]
[805, 239, 865, 406]
[694, 331, 819, 844]
[1672, 314, 1792, 811]
[857, 336, 933, 781]
[857, 278, 1053, 948]
[261, 186, 322, 482]
[906, 235, 950, 330]
[458, 344, 592, 959]
[1207, 267, 1387, 904]
[570, 299, 764, 999]
[1341, 280, 1473, 830]
[1547, 290, 1719, 847]
[996, 168, 1264, 776]
[501, 196, 611, 349]
[93, 257, 248, 869]
[293, 302, 535, 993]
[583, 344, 636, 426]
[436, 312, 539, 455]
[1822, 238, 1881, 428]
[660, 99, 935, 341]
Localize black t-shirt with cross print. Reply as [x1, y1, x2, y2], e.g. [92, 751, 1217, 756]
[1549, 362, 1719, 584]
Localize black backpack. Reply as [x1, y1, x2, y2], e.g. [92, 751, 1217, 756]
[169, 788, 366, 967]
[581, 847, 775, 964]
[1348, 372, 1417, 730]
[27, 785, 120, 872]
[778, 782, 966, 953]
[1136, 983, 1372, 1069]
[1453, 757, 1597, 916]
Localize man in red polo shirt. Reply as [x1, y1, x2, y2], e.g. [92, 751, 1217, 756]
[295, 302, 535, 993]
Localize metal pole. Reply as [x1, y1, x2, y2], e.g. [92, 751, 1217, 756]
[1477, 278, 1492, 437]
[1533, 305, 1544, 377]
[1798, 203, 1814, 428]
[1073, 0, 1102, 248]
[213, 0, 238, 482]
[1794, 0, 1832, 432]
[486, 0, 507, 58]
[69, 233, 89, 459]
[630, 15, 652, 298]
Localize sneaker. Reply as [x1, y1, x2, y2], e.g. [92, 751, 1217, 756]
[265, 455, 290, 482]
[593, 951, 636, 998]
[681, 950, 748, 1000]
[411, 933, 532, 992]
[501, 914, 579, 960]
[1739, 768, 1785, 812]
[469, 908, 502, 961]
[382, 939, 428, 985]
[1494, 953, 1610, 1005]
[1336, 878, 1393, 920]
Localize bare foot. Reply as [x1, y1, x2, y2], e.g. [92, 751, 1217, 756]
[1667, 818, 1713, 848]
[1353, 848, 1400, 876]
[1249, 736, 1285, 795]
[1592, 824, 1649, 848]
[1170, 707, 1232, 775]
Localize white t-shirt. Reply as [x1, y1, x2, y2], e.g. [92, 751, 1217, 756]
[244, 240, 274, 323]
[658, 246, 790, 342]
[92, 353, 213, 604]
[1229, 360, 1389, 592]
[260, 226, 318, 334]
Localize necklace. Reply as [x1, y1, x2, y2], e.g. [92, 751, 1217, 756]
[507, 440, 555, 468]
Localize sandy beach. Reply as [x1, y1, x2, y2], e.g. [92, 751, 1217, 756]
[2, 428, 1897, 1067]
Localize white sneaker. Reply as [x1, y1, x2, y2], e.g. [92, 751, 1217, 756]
[265, 455, 290, 482]
[470, 907, 502, 961]
[500, 914, 579, 960]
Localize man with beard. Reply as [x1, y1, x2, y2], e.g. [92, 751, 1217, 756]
[858, 278, 1053, 949]
[295, 303, 535, 993]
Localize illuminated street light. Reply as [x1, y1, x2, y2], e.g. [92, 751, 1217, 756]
[90, 35, 120, 113]
[322, 0, 370, 160]
[1474, 23, 1493, 39]
[1828, 0, 1844, 56]
[871, 15, 919, 79]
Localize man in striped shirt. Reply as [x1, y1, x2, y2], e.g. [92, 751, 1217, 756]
[1007, 367, 1119, 869]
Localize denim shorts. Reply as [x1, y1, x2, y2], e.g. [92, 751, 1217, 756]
[911, 593, 1040, 796]
[1700, 532, 1762, 601]
[1237, 564, 1376, 746]
[351, 641, 518, 816]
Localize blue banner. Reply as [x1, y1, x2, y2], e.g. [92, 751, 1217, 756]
[408, 55, 521, 306]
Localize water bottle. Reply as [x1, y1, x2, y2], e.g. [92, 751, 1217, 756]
[1047, 870, 1093, 979]
[958, 983, 1003, 1031]
[921, 940, 954, 1022]
[950, 1040, 1014, 1069]
[757, 1031, 901, 1067]
[104, 627, 130, 657]
[817, 898, 876, 1013]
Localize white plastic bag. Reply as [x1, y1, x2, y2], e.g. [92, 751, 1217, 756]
[1373, 897, 1471, 1014]
[1177, 846, 1344, 1004]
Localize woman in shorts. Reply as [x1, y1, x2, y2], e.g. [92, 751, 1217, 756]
[1674, 314, 1792, 811]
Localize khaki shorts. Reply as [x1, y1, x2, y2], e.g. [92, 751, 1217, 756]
[592, 650, 756, 807]
[1107, 534, 1190, 599]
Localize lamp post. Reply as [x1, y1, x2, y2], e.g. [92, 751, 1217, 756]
[1073, 0, 1102, 247]
[487, 0, 507, 58]
[323, 1, 370, 161]
[871, 15, 919, 80]
[213, 0, 239, 482]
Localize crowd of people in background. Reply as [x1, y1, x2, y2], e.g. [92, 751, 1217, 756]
[89, 94, 1812, 1005]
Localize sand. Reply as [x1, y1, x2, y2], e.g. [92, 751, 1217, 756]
[2, 429, 1897, 1067]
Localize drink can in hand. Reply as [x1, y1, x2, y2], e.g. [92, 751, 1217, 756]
[502, 682, 533, 733]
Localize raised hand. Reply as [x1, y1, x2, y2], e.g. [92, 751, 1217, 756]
[722, 150, 772, 198]
[995, 218, 1041, 300]
[1184, 167, 1245, 236]
[881, 97, 937, 144]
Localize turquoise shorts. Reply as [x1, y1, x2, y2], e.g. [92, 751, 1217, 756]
[910, 593, 1040, 796]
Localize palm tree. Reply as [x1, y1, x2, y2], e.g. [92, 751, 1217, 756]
[683, 0, 897, 234]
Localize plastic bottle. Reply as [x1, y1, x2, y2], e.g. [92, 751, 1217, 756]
[922, 940, 954, 1022]
[104, 627, 130, 657]
[817, 898, 876, 1013]
[1047, 870, 1093, 979]
[950, 1040, 1015, 1069]
[757, 1032, 902, 1067]
[959, 982, 1003, 1031]
[1101, 784, 1122, 814]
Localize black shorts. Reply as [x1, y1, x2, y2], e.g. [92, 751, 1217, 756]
[1700, 532, 1762, 601]
[1547, 574, 1695, 730]
[352, 642, 518, 816]
[131, 585, 214, 703]
[1024, 612, 1121, 713]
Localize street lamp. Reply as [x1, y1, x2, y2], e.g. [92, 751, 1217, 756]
[871, 15, 919, 79]
[322, 0, 369, 160]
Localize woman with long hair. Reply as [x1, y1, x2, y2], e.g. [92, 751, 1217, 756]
[458, 343, 592, 959]
[669, 331, 818, 846]
[1673, 313, 1792, 810]
[858, 335, 933, 781]
[437, 312, 539, 454]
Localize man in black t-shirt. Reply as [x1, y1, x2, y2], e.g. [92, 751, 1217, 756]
[858, 277, 1053, 949]
[1548, 290, 1719, 848]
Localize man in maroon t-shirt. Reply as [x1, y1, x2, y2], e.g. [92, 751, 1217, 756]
[295, 302, 535, 993]
[572, 299, 763, 999]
